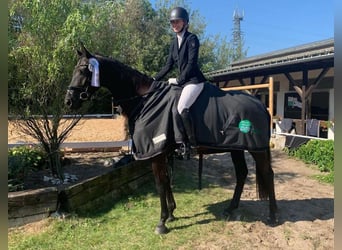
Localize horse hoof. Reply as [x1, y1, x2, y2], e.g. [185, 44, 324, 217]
[154, 225, 169, 235]
[167, 215, 176, 222]
[267, 215, 279, 226]
[222, 208, 234, 218]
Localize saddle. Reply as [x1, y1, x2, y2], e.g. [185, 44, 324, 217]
[131, 81, 271, 160]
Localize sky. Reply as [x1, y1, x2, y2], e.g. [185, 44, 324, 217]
[149, 0, 334, 57]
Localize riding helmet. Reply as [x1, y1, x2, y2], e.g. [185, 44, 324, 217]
[170, 7, 189, 23]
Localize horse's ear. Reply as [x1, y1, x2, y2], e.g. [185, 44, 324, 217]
[77, 49, 82, 57]
[79, 42, 92, 58]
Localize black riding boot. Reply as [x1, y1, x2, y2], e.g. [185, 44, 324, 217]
[180, 108, 197, 147]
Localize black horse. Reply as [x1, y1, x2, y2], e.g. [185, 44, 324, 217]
[65, 44, 277, 234]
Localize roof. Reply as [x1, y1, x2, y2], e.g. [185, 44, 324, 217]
[206, 38, 334, 82]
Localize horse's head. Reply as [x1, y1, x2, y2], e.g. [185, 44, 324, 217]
[65, 43, 156, 115]
[65, 44, 100, 110]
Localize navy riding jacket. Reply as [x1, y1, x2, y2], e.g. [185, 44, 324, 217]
[154, 31, 206, 86]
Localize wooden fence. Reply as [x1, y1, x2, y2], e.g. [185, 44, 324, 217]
[221, 77, 274, 129]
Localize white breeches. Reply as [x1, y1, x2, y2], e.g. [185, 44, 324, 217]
[177, 82, 204, 114]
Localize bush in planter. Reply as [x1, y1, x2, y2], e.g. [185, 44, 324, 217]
[8, 146, 47, 191]
[285, 139, 334, 183]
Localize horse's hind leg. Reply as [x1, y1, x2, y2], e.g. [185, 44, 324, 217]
[250, 149, 278, 224]
[223, 150, 248, 216]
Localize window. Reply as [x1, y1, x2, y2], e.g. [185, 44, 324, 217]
[283, 91, 329, 120]
[311, 92, 329, 120]
[284, 92, 301, 119]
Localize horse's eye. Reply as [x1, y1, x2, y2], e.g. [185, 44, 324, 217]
[78, 67, 89, 75]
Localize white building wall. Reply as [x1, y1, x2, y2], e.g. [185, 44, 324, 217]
[329, 88, 334, 120]
[328, 88, 334, 139]
[276, 91, 284, 118]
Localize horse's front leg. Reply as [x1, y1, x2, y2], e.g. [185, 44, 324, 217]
[166, 154, 176, 222]
[152, 154, 171, 234]
[165, 182, 176, 222]
[224, 150, 248, 216]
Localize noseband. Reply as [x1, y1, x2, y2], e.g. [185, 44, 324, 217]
[67, 85, 93, 101]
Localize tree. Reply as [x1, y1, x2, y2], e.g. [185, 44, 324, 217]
[8, 0, 239, 180]
[8, 0, 91, 180]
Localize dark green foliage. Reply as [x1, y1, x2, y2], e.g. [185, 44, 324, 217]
[8, 146, 47, 191]
[285, 139, 334, 183]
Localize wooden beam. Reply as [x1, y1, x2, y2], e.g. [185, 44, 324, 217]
[260, 75, 268, 84]
[284, 72, 301, 95]
[250, 77, 258, 95]
[306, 67, 330, 98]
[223, 80, 229, 88]
[300, 70, 309, 135]
[221, 83, 271, 91]
[238, 78, 245, 86]
[293, 85, 303, 97]
[221, 77, 274, 130]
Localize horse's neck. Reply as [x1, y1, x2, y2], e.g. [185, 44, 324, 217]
[98, 56, 152, 116]
[99, 56, 152, 95]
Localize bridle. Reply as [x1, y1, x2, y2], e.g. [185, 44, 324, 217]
[66, 56, 157, 111]
[67, 86, 93, 101]
[67, 62, 98, 101]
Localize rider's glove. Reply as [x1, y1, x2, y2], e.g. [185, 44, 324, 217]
[168, 78, 178, 85]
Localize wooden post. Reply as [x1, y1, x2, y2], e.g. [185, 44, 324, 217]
[269, 77, 274, 131]
[221, 83, 270, 91]
[222, 77, 274, 132]
[301, 69, 308, 135]
[301, 85, 306, 135]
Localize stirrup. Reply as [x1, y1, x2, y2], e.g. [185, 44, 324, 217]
[174, 142, 191, 160]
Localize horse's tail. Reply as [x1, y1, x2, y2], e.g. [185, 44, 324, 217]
[255, 148, 273, 200]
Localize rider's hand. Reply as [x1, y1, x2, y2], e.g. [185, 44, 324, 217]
[168, 78, 178, 85]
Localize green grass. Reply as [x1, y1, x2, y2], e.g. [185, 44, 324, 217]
[8, 152, 333, 249]
[8, 161, 241, 250]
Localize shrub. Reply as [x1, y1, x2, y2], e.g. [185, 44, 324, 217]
[8, 146, 47, 191]
[285, 139, 334, 183]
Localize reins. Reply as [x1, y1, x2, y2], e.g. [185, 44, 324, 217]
[112, 86, 160, 106]
[112, 95, 141, 106]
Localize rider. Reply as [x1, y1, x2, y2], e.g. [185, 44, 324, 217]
[154, 6, 206, 150]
